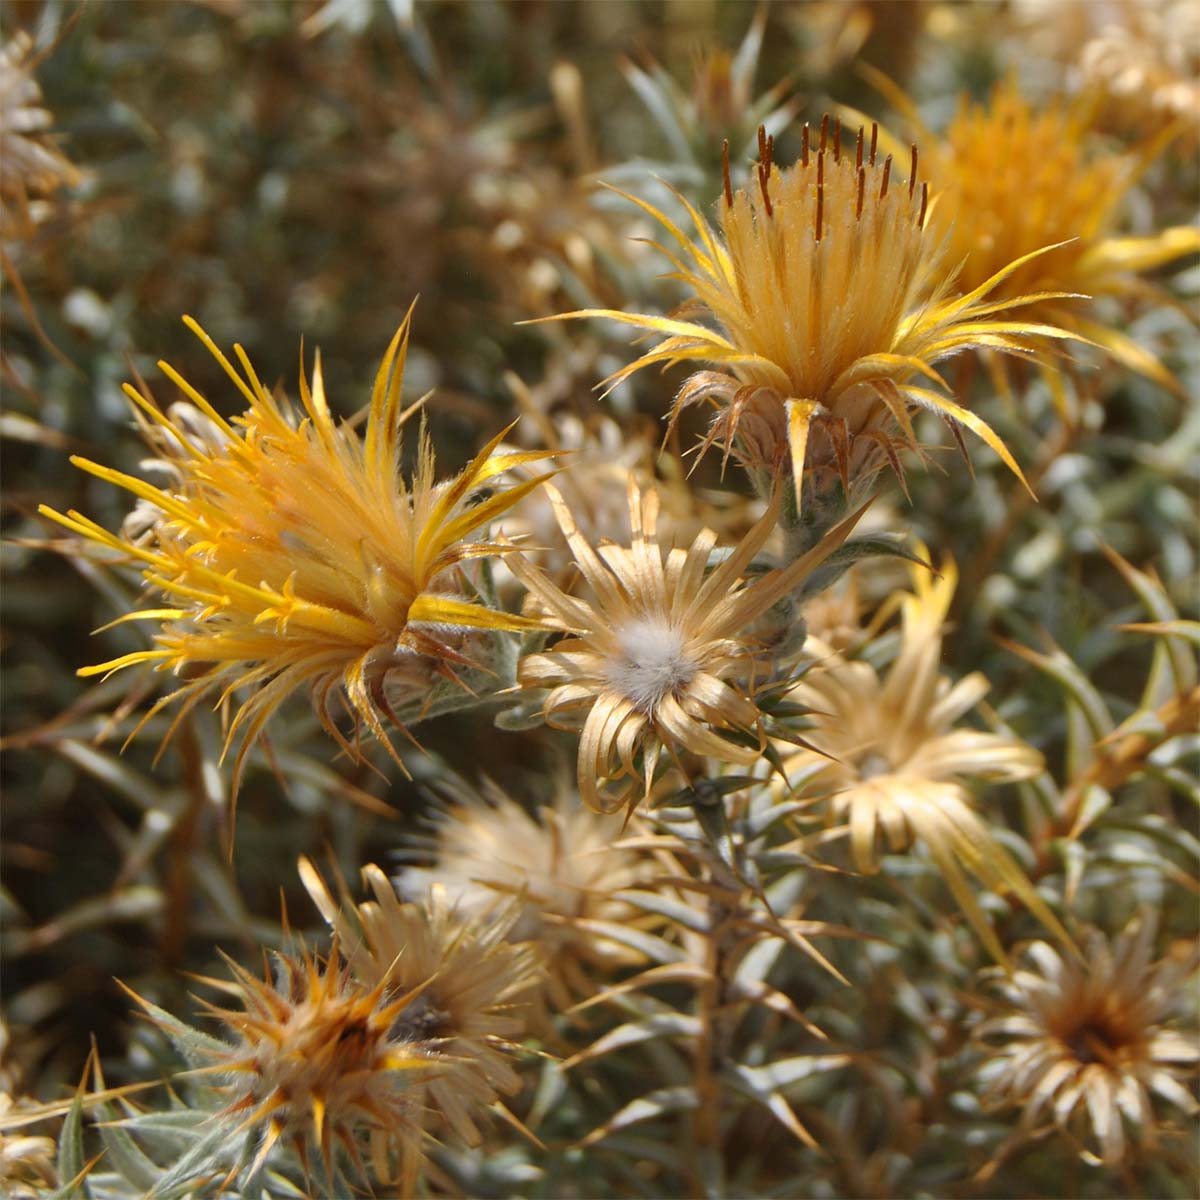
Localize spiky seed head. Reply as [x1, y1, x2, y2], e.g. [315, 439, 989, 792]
[139, 945, 432, 1189]
[300, 860, 539, 1151]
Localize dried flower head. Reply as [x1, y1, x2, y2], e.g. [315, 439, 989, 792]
[1077, 1, 1200, 139]
[498, 408, 704, 583]
[1009, 0, 1200, 142]
[782, 555, 1066, 964]
[39, 308, 554, 787]
[0, 30, 81, 239]
[544, 119, 1072, 509]
[510, 476, 861, 816]
[0, 1024, 57, 1197]
[399, 776, 656, 1011]
[134, 945, 431, 1189]
[886, 75, 1200, 393]
[300, 861, 538, 1151]
[977, 919, 1200, 1166]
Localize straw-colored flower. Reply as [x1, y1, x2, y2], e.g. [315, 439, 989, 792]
[977, 919, 1200, 1165]
[0, 1024, 57, 1198]
[781, 555, 1066, 964]
[542, 120, 1073, 509]
[136, 945, 431, 1188]
[510, 476, 862, 816]
[39, 308, 555, 787]
[1078, 2, 1200, 140]
[300, 860, 538, 1155]
[399, 777, 655, 1011]
[0, 30, 80, 239]
[1009, 0, 1200, 143]
[881, 75, 1200, 395]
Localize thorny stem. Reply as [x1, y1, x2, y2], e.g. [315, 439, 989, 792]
[691, 887, 736, 1191]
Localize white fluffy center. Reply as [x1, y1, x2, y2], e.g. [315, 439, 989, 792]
[606, 619, 697, 713]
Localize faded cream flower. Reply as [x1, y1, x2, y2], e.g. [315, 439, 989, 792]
[880, 74, 1200, 396]
[0, 1024, 56, 1198]
[510, 476, 862, 816]
[0, 30, 80, 239]
[497, 408, 702, 584]
[40, 308, 555, 788]
[399, 777, 656, 1012]
[977, 919, 1199, 1165]
[134, 945, 431, 1188]
[781, 555, 1066, 964]
[1010, 0, 1200, 141]
[542, 119, 1073, 510]
[300, 860, 538, 1156]
[1079, 2, 1200, 138]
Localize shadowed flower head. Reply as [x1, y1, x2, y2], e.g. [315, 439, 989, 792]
[300, 860, 538, 1153]
[782, 554, 1067, 964]
[881, 73, 1200, 394]
[977, 918, 1200, 1166]
[39, 307, 555, 788]
[131, 944, 431, 1190]
[542, 118, 1075, 510]
[399, 776, 657, 1012]
[510, 475, 862, 816]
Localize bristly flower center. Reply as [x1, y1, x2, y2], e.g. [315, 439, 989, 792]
[607, 618, 698, 713]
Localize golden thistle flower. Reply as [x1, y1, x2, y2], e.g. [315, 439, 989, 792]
[509, 476, 863, 816]
[39, 309, 555, 787]
[300, 860, 538, 1152]
[977, 919, 1200, 1166]
[138, 945, 431, 1187]
[0, 30, 81, 239]
[782, 555, 1067, 965]
[542, 119, 1073, 509]
[880, 74, 1200, 395]
[399, 777, 655, 1012]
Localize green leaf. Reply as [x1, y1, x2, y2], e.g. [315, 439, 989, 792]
[55, 1089, 86, 1197]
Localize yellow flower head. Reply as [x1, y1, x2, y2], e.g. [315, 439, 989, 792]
[510, 475, 862, 817]
[543, 119, 1073, 509]
[883, 74, 1200, 394]
[39, 308, 556, 788]
[782, 554, 1068, 965]
[977, 919, 1200, 1166]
